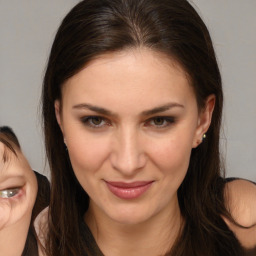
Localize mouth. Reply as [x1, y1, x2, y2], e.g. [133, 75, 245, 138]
[105, 181, 154, 200]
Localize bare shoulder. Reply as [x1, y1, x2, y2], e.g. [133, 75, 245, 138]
[224, 179, 256, 249]
[224, 179, 256, 227]
[34, 206, 49, 256]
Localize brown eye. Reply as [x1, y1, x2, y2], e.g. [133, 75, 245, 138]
[81, 116, 109, 128]
[91, 117, 103, 126]
[153, 117, 165, 126]
[146, 116, 175, 129]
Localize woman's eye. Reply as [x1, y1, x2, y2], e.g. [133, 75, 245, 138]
[81, 116, 109, 128]
[0, 188, 20, 198]
[146, 117, 175, 128]
[80, 116, 174, 129]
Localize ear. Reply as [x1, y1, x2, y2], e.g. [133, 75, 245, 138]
[192, 94, 215, 148]
[54, 100, 63, 133]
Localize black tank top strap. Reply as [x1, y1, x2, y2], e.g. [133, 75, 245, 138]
[225, 177, 256, 185]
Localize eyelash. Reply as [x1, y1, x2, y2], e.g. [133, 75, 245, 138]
[80, 116, 175, 129]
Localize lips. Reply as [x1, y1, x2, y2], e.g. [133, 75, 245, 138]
[105, 181, 154, 199]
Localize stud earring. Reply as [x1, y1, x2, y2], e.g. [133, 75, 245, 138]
[64, 138, 68, 150]
[195, 134, 207, 147]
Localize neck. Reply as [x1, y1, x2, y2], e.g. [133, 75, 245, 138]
[85, 195, 183, 256]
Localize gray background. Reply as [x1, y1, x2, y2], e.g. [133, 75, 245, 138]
[0, 0, 255, 180]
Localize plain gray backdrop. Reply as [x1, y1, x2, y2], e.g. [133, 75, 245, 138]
[0, 0, 255, 180]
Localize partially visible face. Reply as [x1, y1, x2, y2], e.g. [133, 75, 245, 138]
[56, 48, 214, 225]
[0, 141, 37, 230]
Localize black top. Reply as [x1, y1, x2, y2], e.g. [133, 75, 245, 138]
[225, 177, 256, 185]
[22, 172, 50, 256]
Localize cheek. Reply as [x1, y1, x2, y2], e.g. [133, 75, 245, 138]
[0, 200, 11, 229]
[147, 131, 194, 196]
[67, 134, 110, 183]
[0, 189, 29, 229]
[149, 133, 193, 171]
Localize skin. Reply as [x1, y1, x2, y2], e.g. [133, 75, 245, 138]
[55, 48, 215, 256]
[0, 140, 38, 256]
[224, 180, 256, 250]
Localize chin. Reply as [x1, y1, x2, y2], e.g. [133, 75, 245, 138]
[111, 215, 150, 226]
[106, 204, 155, 226]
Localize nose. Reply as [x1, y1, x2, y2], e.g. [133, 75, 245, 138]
[110, 127, 147, 176]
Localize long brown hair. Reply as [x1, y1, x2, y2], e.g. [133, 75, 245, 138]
[42, 0, 243, 255]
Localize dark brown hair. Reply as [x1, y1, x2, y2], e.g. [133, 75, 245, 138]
[0, 126, 20, 161]
[42, 0, 243, 255]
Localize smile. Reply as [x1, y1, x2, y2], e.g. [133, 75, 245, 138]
[105, 181, 154, 200]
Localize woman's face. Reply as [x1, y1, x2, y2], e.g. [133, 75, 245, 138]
[0, 142, 37, 230]
[56, 48, 214, 224]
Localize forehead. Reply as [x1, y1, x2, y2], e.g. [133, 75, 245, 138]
[0, 141, 29, 181]
[0, 141, 16, 166]
[0, 143, 13, 176]
[61, 48, 195, 110]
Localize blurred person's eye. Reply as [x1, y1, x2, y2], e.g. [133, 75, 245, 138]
[0, 188, 20, 198]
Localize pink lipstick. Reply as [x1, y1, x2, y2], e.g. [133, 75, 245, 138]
[105, 181, 153, 199]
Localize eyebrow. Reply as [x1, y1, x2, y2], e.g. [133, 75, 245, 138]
[72, 102, 184, 117]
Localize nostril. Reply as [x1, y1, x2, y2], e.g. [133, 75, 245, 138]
[110, 130, 147, 174]
[110, 151, 146, 175]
